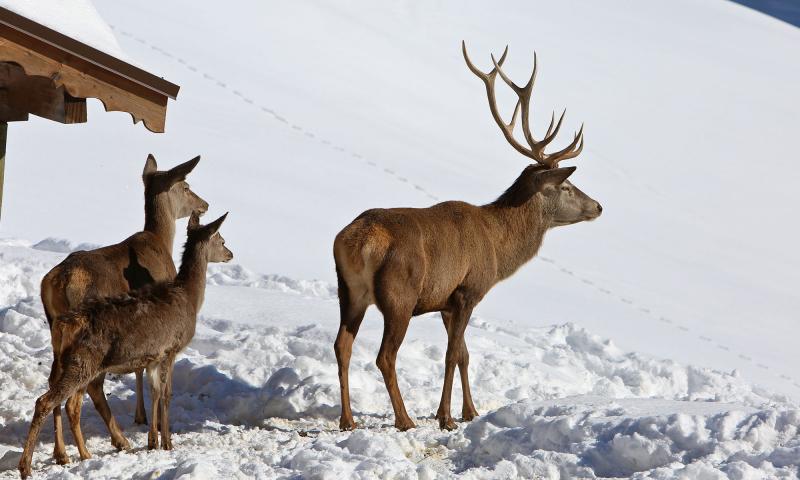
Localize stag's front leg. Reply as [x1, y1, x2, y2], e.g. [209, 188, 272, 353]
[146, 364, 162, 450]
[436, 302, 473, 430]
[334, 298, 367, 431]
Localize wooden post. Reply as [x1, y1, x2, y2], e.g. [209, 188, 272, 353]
[0, 121, 6, 221]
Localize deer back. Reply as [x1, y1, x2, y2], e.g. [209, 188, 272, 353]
[58, 283, 196, 374]
[336, 202, 502, 313]
[42, 230, 177, 322]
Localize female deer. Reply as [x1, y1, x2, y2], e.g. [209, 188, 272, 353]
[19, 211, 232, 479]
[41, 154, 207, 464]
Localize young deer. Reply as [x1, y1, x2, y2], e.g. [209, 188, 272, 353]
[40, 154, 207, 465]
[333, 43, 603, 432]
[19, 211, 232, 479]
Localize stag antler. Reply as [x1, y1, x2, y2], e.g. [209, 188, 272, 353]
[462, 41, 584, 169]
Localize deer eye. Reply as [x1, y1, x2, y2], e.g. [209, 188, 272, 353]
[560, 186, 569, 192]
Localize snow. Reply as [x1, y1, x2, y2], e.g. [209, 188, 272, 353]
[1, 239, 799, 478]
[0, 0, 126, 59]
[0, 0, 797, 403]
[0, 0, 799, 477]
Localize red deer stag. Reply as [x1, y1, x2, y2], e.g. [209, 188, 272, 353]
[40, 154, 207, 465]
[19, 211, 232, 479]
[333, 43, 602, 431]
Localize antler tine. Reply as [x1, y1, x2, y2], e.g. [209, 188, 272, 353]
[547, 124, 584, 164]
[544, 111, 556, 139]
[490, 49, 550, 165]
[507, 100, 522, 130]
[463, 42, 543, 161]
[541, 108, 567, 147]
[462, 41, 508, 80]
[464, 42, 583, 168]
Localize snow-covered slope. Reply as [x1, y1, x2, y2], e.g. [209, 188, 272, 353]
[1, 1, 798, 401]
[1, 240, 798, 479]
[0, 1, 799, 476]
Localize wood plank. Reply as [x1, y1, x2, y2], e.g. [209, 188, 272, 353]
[1, 61, 89, 124]
[0, 35, 169, 132]
[0, 61, 29, 121]
[0, 7, 179, 99]
[0, 121, 6, 221]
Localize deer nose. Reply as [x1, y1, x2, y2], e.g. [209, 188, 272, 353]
[596, 203, 603, 214]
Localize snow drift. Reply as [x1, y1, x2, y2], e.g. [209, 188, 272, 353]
[1, 239, 798, 479]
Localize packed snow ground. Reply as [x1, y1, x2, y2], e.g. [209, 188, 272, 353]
[1, 239, 798, 479]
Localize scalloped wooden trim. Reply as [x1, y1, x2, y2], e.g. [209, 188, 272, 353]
[0, 38, 167, 132]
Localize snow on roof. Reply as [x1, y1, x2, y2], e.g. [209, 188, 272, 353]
[0, 0, 126, 59]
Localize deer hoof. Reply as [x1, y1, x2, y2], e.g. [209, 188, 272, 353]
[395, 418, 416, 431]
[18, 462, 32, 480]
[462, 409, 479, 422]
[438, 416, 458, 431]
[161, 439, 173, 451]
[339, 417, 357, 431]
[53, 450, 70, 465]
[147, 433, 158, 450]
[113, 436, 131, 451]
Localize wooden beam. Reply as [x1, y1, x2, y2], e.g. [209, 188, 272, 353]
[1, 61, 88, 124]
[0, 36, 169, 132]
[0, 7, 179, 99]
[0, 121, 6, 221]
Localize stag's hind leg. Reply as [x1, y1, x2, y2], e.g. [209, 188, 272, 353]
[373, 270, 418, 431]
[334, 274, 369, 431]
[375, 308, 415, 431]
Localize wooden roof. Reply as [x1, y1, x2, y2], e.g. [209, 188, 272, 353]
[0, 6, 179, 132]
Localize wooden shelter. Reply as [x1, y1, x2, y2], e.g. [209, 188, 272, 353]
[0, 6, 180, 218]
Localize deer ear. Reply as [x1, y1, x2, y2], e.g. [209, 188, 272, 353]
[538, 166, 576, 187]
[142, 154, 158, 182]
[187, 210, 202, 231]
[166, 155, 201, 185]
[203, 212, 228, 236]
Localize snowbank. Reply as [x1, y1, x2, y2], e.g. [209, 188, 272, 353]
[1, 239, 798, 478]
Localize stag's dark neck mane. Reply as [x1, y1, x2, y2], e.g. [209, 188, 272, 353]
[484, 164, 551, 281]
[491, 164, 548, 208]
